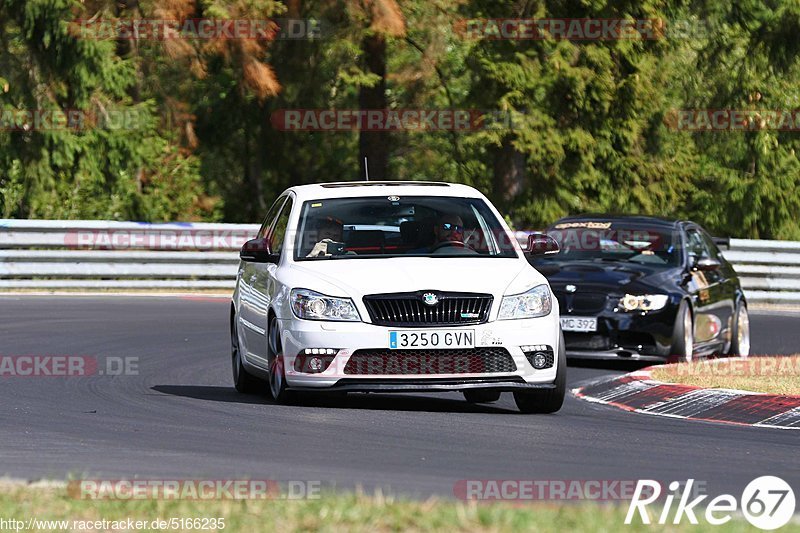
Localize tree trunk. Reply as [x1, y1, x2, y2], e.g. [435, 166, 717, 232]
[492, 136, 527, 207]
[359, 34, 389, 180]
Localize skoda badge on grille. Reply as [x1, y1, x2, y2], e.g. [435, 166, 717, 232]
[422, 292, 439, 306]
[565, 284, 577, 293]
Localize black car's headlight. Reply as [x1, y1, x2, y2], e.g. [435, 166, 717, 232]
[498, 284, 552, 319]
[618, 294, 669, 312]
[290, 289, 361, 321]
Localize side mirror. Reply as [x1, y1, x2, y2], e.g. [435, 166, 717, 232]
[694, 257, 721, 271]
[240, 238, 279, 264]
[525, 233, 560, 256]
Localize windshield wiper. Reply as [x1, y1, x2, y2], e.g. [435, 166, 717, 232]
[592, 257, 633, 263]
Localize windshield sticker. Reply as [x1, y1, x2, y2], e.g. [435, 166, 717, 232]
[311, 202, 323, 208]
[554, 221, 612, 229]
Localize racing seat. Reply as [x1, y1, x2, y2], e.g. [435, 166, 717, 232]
[345, 230, 386, 254]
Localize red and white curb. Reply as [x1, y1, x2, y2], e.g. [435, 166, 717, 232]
[572, 369, 800, 430]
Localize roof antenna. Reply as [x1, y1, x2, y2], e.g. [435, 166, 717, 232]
[364, 156, 370, 181]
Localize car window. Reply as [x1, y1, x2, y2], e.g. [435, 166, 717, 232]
[257, 196, 287, 239]
[699, 230, 724, 261]
[293, 195, 518, 260]
[270, 196, 294, 254]
[685, 228, 712, 261]
[540, 222, 680, 267]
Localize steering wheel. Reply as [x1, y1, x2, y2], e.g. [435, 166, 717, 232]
[432, 240, 469, 252]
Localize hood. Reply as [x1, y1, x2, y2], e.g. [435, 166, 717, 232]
[533, 259, 682, 295]
[284, 257, 544, 300]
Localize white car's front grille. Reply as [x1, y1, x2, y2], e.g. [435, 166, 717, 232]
[363, 291, 493, 327]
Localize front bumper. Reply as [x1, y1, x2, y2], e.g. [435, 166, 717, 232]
[280, 315, 560, 389]
[290, 377, 557, 393]
[561, 305, 679, 361]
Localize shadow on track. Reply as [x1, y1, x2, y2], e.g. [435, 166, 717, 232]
[151, 385, 521, 414]
[567, 359, 654, 373]
[150, 385, 267, 405]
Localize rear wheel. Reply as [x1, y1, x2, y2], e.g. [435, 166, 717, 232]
[513, 330, 566, 414]
[231, 311, 266, 394]
[670, 301, 694, 362]
[728, 303, 750, 357]
[267, 315, 295, 404]
[463, 389, 501, 404]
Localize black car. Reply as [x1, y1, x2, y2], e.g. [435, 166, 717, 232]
[531, 215, 749, 362]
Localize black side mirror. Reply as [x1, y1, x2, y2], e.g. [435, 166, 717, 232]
[694, 257, 721, 271]
[240, 238, 279, 264]
[525, 233, 560, 256]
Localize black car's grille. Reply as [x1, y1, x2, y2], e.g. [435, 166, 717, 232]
[555, 291, 608, 314]
[343, 348, 516, 375]
[363, 292, 492, 326]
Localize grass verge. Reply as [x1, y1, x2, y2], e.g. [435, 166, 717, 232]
[0, 483, 788, 532]
[650, 355, 800, 395]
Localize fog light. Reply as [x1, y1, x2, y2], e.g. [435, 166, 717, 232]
[308, 356, 324, 372]
[295, 348, 338, 373]
[521, 345, 555, 370]
[532, 352, 548, 369]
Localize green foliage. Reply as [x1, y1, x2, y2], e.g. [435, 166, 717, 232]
[0, 0, 213, 221]
[1, 0, 800, 238]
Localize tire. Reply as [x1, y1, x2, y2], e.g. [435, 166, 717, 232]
[513, 330, 566, 414]
[463, 389, 501, 404]
[231, 311, 266, 394]
[267, 314, 295, 404]
[728, 302, 750, 358]
[670, 300, 694, 362]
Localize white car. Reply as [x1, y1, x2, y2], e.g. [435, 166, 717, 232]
[230, 181, 566, 413]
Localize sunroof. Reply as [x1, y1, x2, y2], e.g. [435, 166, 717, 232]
[320, 181, 450, 188]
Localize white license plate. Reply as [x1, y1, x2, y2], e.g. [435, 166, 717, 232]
[560, 316, 598, 332]
[389, 329, 475, 349]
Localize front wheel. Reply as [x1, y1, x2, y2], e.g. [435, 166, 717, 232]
[513, 330, 566, 414]
[670, 301, 694, 362]
[267, 315, 295, 404]
[728, 303, 750, 357]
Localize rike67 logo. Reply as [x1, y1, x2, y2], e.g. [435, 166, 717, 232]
[626, 476, 796, 530]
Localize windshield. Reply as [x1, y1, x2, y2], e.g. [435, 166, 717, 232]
[293, 196, 518, 260]
[539, 222, 681, 267]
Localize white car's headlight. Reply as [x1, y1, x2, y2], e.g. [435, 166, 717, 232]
[498, 284, 552, 320]
[618, 294, 669, 312]
[291, 289, 361, 321]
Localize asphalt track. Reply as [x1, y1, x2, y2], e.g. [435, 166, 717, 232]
[0, 296, 797, 499]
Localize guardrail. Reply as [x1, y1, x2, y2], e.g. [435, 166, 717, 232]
[1, 220, 799, 304]
[0, 220, 257, 290]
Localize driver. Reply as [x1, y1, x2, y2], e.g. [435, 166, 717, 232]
[433, 214, 465, 246]
[306, 216, 346, 257]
